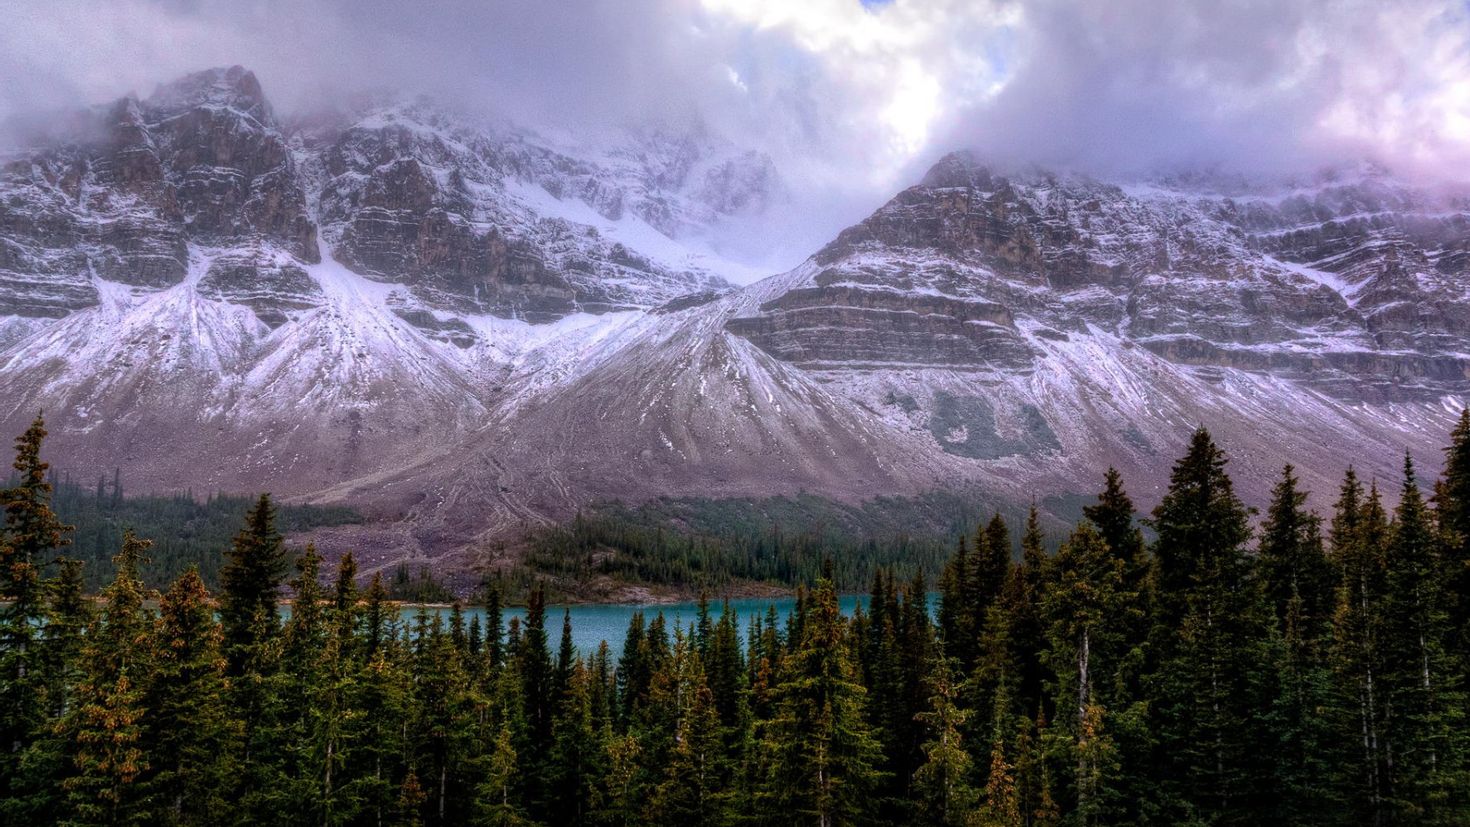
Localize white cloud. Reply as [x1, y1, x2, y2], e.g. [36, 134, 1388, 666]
[3, 0, 1469, 261]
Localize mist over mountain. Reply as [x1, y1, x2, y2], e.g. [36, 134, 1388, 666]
[0, 58, 1468, 580]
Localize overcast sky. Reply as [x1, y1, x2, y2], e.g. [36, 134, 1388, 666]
[5, 0, 1470, 267]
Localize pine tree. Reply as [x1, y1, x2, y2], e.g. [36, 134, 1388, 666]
[219, 494, 287, 677]
[7, 556, 93, 822]
[757, 577, 884, 826]
[1379, 455, 1468, 821]
[1043, 522, 1135, 824]
[142, 566, 235, 826]
[62, 530, 154, 826]
[0, 414, 73, 797]
[546, 662, 604, 826]
[1255, 466, 1345, 824]
[648, 632, 729, 825]
[1435, 409, 1470, 673]
[912, 658, 977, 826]
[1147, 428, 1275, 822]
[938, 535, 974, 668]
[978, 682, 1023, 827]
[1004, 506, 1049, 728]
[555, 609, 576, 702]
[1083, 468, 1147, 588]
[1258, 465, 1336, 637]
[1329, 471, 1391, 822]
[472, 723, 527, 826]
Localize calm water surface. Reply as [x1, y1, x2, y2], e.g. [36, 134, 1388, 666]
[404, 594, 936, 661]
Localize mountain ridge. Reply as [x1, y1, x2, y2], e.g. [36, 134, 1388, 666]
[2, 67, 1467, 579]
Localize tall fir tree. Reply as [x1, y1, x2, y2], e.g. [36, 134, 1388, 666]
[218, 494, 287, 677]
[1147, 428, 1276, 823]
[757, 577, 884, 826]
[1329, 471, 1391, 823]
[61, 531, 154, 826]
[1379, 455, 1468, 822]
[1434, 409, 1470, 675]
[1257, 465, 1336, 638]
[142, 566, 235, 826]
[1257, 465, 1345, 824]
[1042, 522, 1136, 824]
[0, 414, 72, 798]
[912, 658, 977, 827]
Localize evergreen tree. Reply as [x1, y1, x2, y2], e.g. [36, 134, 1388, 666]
[1258, 465, 1335, 637]
[0, 414, 73, 797]
[142, 567, 234, 826]
[938, 535, 974, 667]
[7, 556, 93, 822]
[757, 577, 884, 826]
[1147, 428, 1275, 823]
[912, 658, 977, 827]
[652, 652, 728, 825]
[1435, 409, 1470, 672]
[1083, 468, 1147, 586]
[547, 662, 604, 826]
[1257, 466, 1345, 824]
[1379, 455, 1468, 821]
[218, 494, 287, 677]
[1043, 522, 1135, 824]
[62, 530, 154, 826]
[517, 587, 555, 818]
[472, 723, 527, 826]
[555, 609, 576, 701]
[1329, 471, 1391, 823]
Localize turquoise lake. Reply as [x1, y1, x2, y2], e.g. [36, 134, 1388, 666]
[404, 594, 935, 661]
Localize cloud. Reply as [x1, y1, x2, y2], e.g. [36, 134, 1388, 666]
[930, 0, 1470, 180]
[3, 0, 1469, 264]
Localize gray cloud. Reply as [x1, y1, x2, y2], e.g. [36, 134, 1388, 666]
[3, 0, 1468, 268]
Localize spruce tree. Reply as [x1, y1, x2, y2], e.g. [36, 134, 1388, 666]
[1258, 465, 1335, 637]
[1042, 522, 1135, 823]
[1147, 428, 1275, 822]
[1083, 468, 1147, 584]
[218, 494, 287, 677]
[472, 723, 526, 826]
[0, 414, 72, 796]
[1257, 466, 1344, 823]
[650, 649, 727, 825]
[1329, 472, 1391, 822]
[938, 535, 974, 667]
[757, 577, 883, 826]
[1380, 455, 1468, 821]
[62, 530, 154, 826]
[142, 567, 234, 826]
[1435, 409, 1470, 672]
[912, 658, 977, 827]
[7, 557, 92, 822]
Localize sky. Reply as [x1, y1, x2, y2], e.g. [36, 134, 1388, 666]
[4, 0, 1470, 268]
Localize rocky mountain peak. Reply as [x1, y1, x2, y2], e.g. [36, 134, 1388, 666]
[145, 65, 274, 125]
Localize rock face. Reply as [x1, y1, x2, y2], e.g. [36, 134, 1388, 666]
[0, 66, 315, 325]
[308, 103, 740, 323]
[728, 152, 1470, 403]
[3, 71, 1470, 581]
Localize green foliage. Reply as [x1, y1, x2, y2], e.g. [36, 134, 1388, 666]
[19, 472, 360, 592]
[526, 493, 982, 594]
[3, 417, 1470, 825]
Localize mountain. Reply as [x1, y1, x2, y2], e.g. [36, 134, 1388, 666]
[2, 68, 1467, 579]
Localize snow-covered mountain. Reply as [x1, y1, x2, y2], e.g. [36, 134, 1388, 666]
[2, 68, 1467, 576]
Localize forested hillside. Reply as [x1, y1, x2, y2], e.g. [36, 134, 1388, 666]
[17, 473, 361, 591]
[2, 413, 1469, 824]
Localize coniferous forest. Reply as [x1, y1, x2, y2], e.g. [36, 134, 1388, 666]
[2, 414, 1470, 826]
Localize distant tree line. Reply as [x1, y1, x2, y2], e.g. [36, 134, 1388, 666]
[10, 466, 359, 591]
[1, 412, 1470, 824]
[527, 508, 953, 594]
